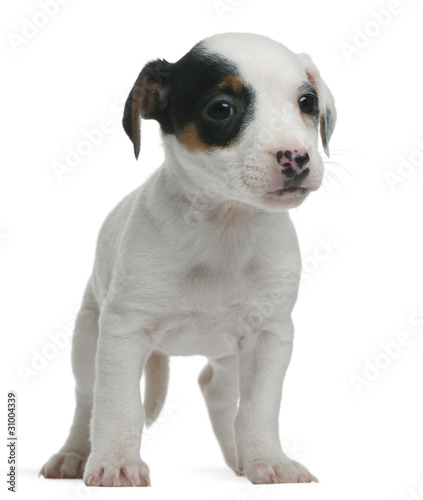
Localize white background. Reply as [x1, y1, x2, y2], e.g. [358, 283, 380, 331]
[1, 0, 423, 499]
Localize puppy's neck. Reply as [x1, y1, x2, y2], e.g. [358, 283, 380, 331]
[161, 153, 270, 229]
[157, 152, 284, 273]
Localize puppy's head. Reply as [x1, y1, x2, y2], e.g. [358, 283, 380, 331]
[123, 33, 336, 210]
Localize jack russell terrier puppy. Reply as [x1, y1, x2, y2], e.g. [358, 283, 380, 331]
[41, 32, 336, 486]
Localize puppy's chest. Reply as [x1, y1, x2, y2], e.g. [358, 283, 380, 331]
[150, 263, 296, 358]
[152, 305, 246, 358]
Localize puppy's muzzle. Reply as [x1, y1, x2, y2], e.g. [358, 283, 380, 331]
[276, 149, 310, 189]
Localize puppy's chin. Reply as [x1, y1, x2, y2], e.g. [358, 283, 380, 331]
[244, 188, 312, 212]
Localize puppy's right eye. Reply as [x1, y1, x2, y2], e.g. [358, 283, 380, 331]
[207, 101, 235, 120]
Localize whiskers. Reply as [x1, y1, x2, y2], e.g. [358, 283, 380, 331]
[319, 147, 358, 196]
[160, 139, 358, 214]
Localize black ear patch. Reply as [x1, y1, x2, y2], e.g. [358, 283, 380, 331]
[122, 59, 172, 159]
[123, 45, 254, 159]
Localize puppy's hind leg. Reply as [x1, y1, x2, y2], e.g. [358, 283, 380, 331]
[199, 355, 239, 474]
[40, 281, 99, 479]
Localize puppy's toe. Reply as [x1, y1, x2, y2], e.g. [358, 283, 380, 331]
[84, 457, 150, 487]
[40, 452, 87, 479]
[273, 459, 317, 483]
[243, 457, 317, 484]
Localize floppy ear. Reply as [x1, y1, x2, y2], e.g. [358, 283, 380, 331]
[299, 53, 337, 157]
[122, 59, 172, 159]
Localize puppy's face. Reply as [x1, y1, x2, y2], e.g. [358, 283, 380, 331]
[123, 33, 336, 211]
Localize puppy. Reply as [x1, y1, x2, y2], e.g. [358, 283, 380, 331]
[41, 32, 336, 486]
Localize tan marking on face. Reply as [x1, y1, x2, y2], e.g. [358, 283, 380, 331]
[218, 74, 245, 94]
[178, 122, 213, 153]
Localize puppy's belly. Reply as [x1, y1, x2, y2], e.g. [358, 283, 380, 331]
[152, 312, 241, 358]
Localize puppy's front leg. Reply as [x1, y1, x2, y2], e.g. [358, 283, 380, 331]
[235, 318, 317, 484]
[84, 311, 152, 487]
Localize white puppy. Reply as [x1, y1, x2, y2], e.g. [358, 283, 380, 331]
[41, 32, 336, 486]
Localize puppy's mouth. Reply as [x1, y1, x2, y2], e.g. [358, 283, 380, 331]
[266, 186, 310, 196]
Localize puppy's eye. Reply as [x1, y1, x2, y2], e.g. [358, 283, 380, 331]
[207, 101, 235, 120]
[299, 94, 318, 114]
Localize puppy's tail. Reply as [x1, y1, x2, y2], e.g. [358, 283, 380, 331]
[143, 352, 169, 427]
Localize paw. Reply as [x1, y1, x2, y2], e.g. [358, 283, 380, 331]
[40, 451, 87, 479]
[83, 457, 150, 487]
[243, 457, 318, 484]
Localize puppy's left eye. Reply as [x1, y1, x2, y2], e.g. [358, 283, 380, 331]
[299, 94, 318, 115]
[207, 101, 235, 120]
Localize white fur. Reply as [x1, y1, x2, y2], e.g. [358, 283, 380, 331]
[40, 33, 336, 486]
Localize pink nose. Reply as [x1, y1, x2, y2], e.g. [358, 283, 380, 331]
[276, 149, 310, 169]
[276, 149, 310, 180]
